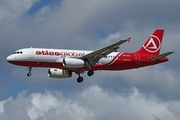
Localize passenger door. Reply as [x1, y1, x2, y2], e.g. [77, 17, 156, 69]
[29, 48, 34, 58]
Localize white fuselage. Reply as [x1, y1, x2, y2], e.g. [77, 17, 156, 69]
[7, 48, 120, 69]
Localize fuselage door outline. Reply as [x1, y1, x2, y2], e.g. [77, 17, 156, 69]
[29, 48, 34, 58]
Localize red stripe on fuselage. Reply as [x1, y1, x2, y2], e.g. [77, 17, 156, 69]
[106, 52, 124, 66]
[8, 56, 168, 71]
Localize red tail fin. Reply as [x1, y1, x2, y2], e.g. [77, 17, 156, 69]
[136, 29, 164, 56]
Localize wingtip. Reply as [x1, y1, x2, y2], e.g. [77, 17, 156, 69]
[168, 51, 174, 54]
[127, 37, 131, 42]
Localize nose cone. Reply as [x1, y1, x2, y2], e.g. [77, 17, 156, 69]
[6, 55, 14, 63]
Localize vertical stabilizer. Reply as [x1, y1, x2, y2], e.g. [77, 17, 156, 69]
[136, 29, 164, 56]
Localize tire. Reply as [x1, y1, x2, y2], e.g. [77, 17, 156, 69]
[27, 73, 31, 77]
[77, 77, 83, 83]
[87, 70, 94, 76]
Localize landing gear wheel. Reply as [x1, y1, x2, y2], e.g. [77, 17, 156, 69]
[27, 72, 31, 77]
[77, 77, 83, 83]
[27, 67, 32, 77]
[87, 70, 94, 76]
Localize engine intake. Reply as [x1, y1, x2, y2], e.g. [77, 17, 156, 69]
[48, 68, 72, 78]
[63, 58, 85, 68]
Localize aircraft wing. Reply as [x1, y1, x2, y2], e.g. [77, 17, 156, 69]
[80, 38, 130, 65]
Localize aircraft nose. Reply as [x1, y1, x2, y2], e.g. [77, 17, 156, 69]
[6, 55, 14, 62]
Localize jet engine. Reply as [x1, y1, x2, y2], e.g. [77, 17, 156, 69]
[63, 58, 85, 68]
[48, 68, 72, 78]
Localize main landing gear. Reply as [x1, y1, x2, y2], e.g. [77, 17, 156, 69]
[76, 71, 84, 83]
[76, 70, 94, 83]
[27, 67, 32, 77]
[87, 70, 94, 76]
[77, 76, 84, 83]
[26, 66, 94, 83]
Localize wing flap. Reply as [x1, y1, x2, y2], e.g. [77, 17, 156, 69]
[149, 52, 174, 61]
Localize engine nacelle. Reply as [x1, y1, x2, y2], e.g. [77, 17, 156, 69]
[48, 68, 72, 78]
[63, 58, 85, 68]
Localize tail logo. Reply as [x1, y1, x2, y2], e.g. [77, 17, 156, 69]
[143, 35, 161, 53]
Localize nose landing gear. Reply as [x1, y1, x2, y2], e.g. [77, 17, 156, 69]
[27, 67, 32, 77]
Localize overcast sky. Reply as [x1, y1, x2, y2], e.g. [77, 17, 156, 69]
[0, 0, 180, 120]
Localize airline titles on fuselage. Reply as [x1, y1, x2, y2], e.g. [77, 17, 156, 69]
[36, 50, 85, 58]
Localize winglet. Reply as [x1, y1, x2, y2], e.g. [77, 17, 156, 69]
[127, 37, 131, 42]
[149, 52, 174, 61]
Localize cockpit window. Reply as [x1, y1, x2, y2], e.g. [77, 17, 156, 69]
[14, 51, 23, 54]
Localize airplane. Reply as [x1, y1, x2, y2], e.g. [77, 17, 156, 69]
[6, 29, 173, 83]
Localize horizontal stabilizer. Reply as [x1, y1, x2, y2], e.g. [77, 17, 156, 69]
[149, 52, 174, 61]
